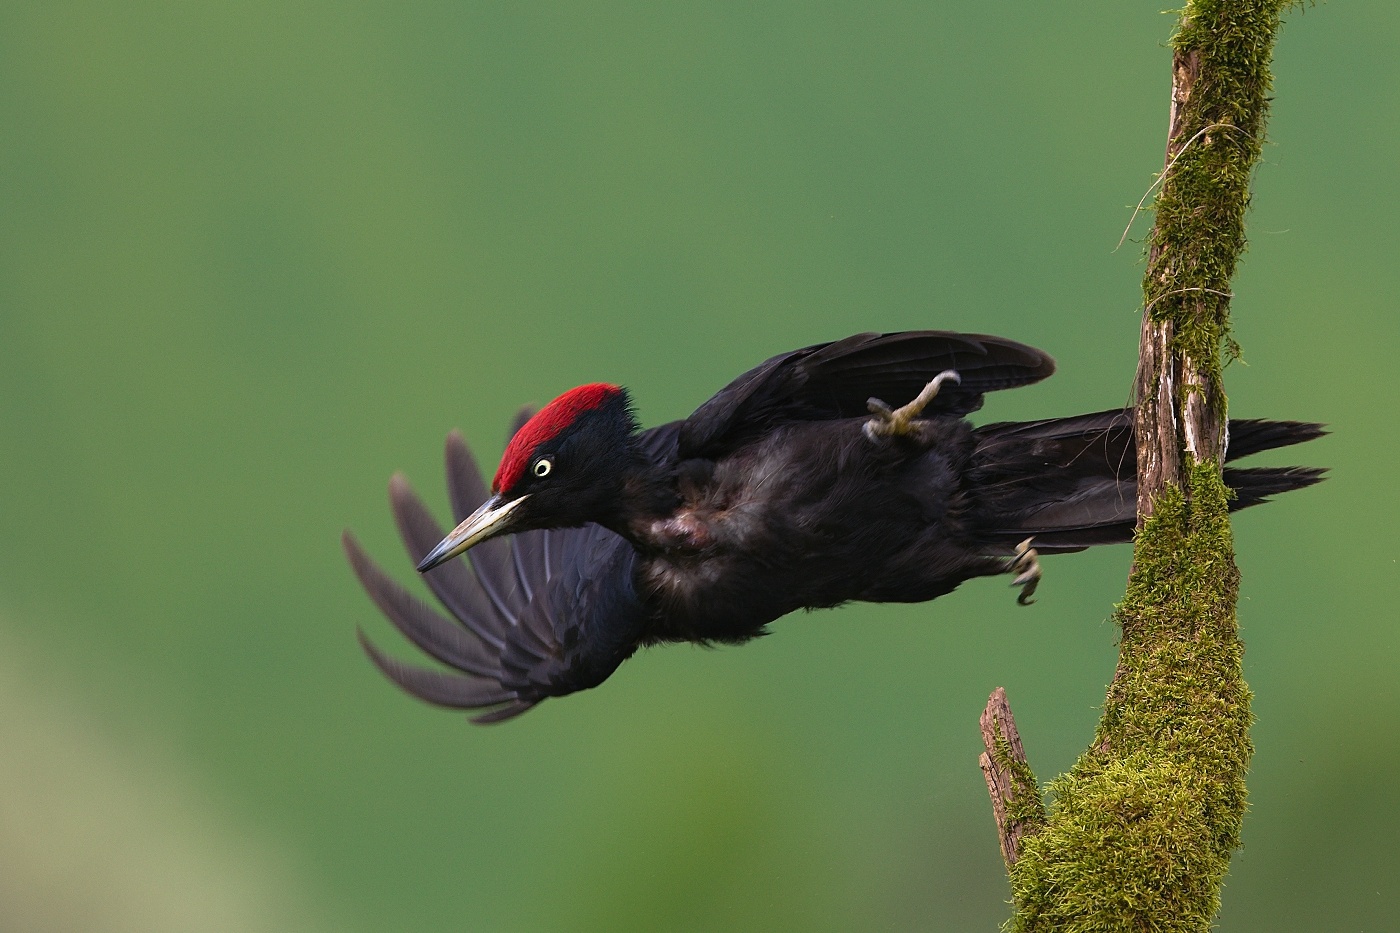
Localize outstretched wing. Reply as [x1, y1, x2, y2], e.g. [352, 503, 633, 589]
[346, 430, 645, 724]
[677, 331, 1055, 459]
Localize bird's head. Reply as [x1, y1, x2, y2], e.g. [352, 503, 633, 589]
[416, 383, 639, 572]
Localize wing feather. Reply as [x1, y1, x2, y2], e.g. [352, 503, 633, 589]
[443, 431, 526, 620]
[358, 630, 517, 708]
[343, 531, 502, 677]
[349, 425, 647, 724]
[390, 474, 510, 648]
[469, 700, 539, 725]
[678, 331, 1055, 458]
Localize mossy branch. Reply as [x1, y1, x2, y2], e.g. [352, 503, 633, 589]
[979, 2, 1292, 929]
[979, 688, 1047, 868]
[1007, 469, 1248, 932]
[1135, 0, 1290, 509]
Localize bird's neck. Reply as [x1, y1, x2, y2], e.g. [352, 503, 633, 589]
[594, 454, 681, 551]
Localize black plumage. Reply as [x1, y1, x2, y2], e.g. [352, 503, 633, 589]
[344, 443, 644, 724]
[346, 331, 1324, 723]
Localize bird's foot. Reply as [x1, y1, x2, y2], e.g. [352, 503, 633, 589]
[1008, 537, 1041, 606]
[863, 370, 961, 442]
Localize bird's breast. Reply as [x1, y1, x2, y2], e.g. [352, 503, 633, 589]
[645, 510, 715, 550]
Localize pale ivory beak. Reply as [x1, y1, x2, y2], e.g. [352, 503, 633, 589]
[416, 494, 528, 572]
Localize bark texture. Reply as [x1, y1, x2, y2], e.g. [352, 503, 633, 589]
[979, 688, 1045, 868]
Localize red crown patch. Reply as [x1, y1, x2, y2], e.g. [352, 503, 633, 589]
[493, 383, 623, 493]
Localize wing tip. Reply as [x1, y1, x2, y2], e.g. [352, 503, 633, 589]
[388, 471, 415, 506]
[357, 627, 521, 712]
[342, 529, 382, 587]
[445, 429, 472, 464]
[470, 699, 540, 725]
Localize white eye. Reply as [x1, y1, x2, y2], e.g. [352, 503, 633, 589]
[533, 458, 553, 478]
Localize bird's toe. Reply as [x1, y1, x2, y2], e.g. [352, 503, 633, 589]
[862, 370, 961, 442]
[1009, 537, 1041, 606]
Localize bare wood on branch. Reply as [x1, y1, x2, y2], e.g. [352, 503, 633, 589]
[978, 687, 1044, 868]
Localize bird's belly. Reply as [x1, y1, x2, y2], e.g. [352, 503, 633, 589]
[639, 552, 810, 644]
[637, 426, 963, 643]
[637, 519, 910, 645]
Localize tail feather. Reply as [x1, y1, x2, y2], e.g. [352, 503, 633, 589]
[1227, 419, 1329, 460]
[1223, 464, 1327, 508]
[969, 409, 1325, 553]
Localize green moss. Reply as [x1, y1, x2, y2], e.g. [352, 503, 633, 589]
[1007, 465, 1251, 932]
[1143, 0, 1291, 410]
[990, 722, 1048, 834]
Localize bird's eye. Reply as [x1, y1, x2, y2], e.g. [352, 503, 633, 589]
[533, 458, 553, 478]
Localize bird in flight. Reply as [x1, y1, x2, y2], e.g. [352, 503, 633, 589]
[344, 331, 1323, 723]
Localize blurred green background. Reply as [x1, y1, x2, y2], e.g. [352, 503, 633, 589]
[2, 3, 1396, 931]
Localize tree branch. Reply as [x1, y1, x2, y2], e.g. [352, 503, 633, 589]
[978, 688, 1045, 869]
[981, 2, 1293, 929]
